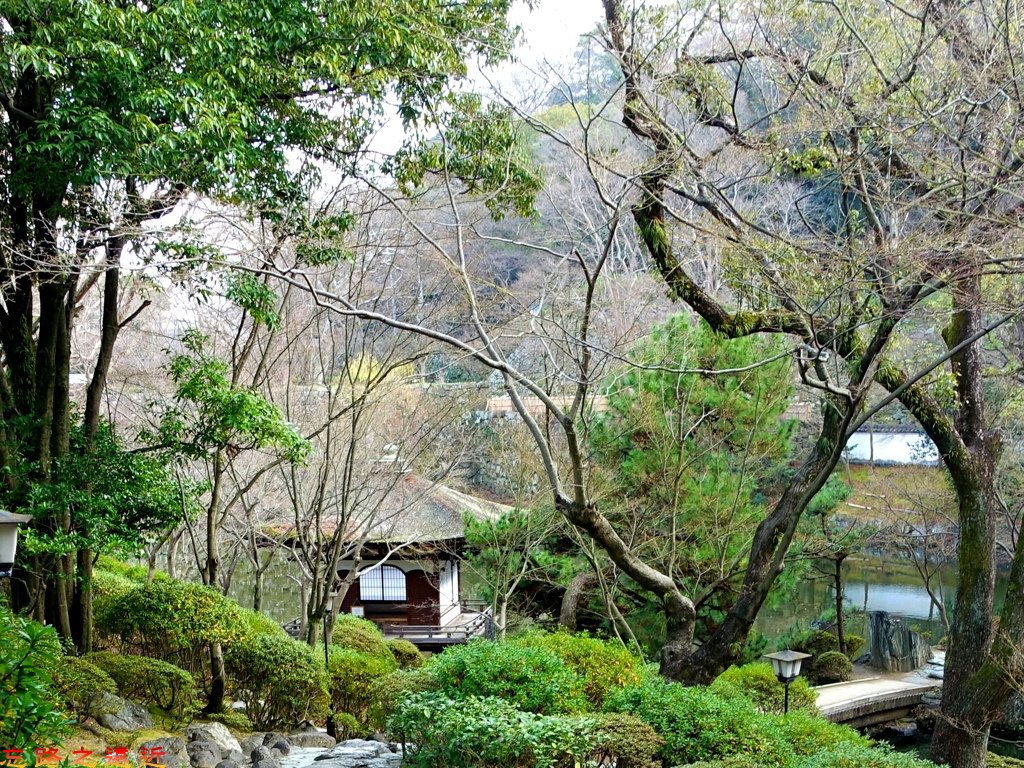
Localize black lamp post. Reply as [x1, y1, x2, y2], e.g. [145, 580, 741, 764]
[763, 650, 811, 714]
[0, 510, 31, 579]
[323, 598, 336, 738]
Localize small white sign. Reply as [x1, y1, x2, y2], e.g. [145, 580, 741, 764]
[351, 606, 365, 617]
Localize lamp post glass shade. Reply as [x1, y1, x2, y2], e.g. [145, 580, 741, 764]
[0, 511, 32, 578]
[764, 650, 812, 683]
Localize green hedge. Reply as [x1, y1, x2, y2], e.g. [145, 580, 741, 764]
[427, 639, 588, 714]
[224, 634, 329, 730]
[811, 652, 853, 684]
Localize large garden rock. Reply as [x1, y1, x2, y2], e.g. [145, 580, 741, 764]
[94, 692, 155, 731]
[262, 733, 291, 756]
[186, 741, 221, 768]
[313, 740, 401, 768]
[138, 737, 188, 768]
[289, 729, 336, 749]
[187, 723, 243, 757]
[869, 611, 932, 673]
[250, 746, 275, 765]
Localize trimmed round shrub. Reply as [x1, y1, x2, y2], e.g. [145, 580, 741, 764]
[390, 691, 595, 768]
[587, 712, 663, 768]
[710, 663, 817, 715]
[86, 651, 199, 724]
[510, 630, 644, 707]
[327, 647, 398, 725]
[96, 580, 247, 681]
[370, 669, 442, 733]
[603, 678, 794, 767]
[811, 651, 853, 684]
[793, 629, 838, 658]
[386, 638, 425, 669]
[52, 656, 118, 721]
[224, 634, 329, 730]
[797, 742, 938, 768]
[428, 640, 588, 715]
[331, 614, 395, 662]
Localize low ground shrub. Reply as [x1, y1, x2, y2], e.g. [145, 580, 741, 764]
[386, 638, 425, 669]
[332, 614, 396, 662]
[710, 663, 817, 715]
[428, 640, 588, 714]
[811, 651, 853, 684]
[327, 646, 397, 725]
[510, 630, 644, 707]
[989, 755, 1024, 768]
[52, 656, 119, 721]
[603, 678, 794, 768]
[87, 651, 199, 724]
[370, 668, 441, 732]
[224, 634, 329, 730]
[796, 742, 937, 768]
[390, 691, 594, 768]
[770, 711, 868, 758]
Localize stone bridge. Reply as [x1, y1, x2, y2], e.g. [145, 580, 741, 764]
[816, 678, 940, 729]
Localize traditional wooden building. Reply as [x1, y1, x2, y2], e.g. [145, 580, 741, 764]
[333, 473, 509, 630]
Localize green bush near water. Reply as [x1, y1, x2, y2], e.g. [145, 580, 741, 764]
[811, 651, 854, 684]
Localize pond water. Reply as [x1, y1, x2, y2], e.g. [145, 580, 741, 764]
[216, 550, 1002, 650]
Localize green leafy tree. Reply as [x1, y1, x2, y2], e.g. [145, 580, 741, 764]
[0, 0, 521, 651]
[591, 317, 794, 643]
[150, 328, 310, 712]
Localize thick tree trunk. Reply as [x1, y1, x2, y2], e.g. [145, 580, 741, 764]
[559, 570, 598, 631]
[205, 641, 227, 714]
